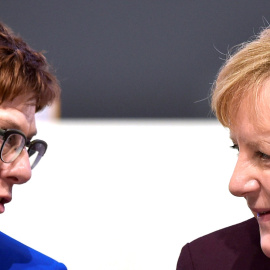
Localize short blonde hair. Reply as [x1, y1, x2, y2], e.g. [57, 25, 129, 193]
[211, 28, 270, 127]
[0, 22, 60, 112]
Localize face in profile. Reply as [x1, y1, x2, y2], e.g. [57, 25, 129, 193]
[0, 93, 36, 214]
[229, 78, 270, 257]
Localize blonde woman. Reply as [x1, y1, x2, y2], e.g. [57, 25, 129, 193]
[177, 28, 270, 269]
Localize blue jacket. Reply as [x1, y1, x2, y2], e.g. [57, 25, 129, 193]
[0, 231, 67, 269]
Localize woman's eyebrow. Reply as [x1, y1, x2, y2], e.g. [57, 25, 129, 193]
[0, 120, 37, 139]
[0, 120, 21, 130]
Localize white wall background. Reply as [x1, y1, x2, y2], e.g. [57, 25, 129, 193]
[0, 119, 252, 270]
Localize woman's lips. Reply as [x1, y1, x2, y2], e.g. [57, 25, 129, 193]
[0, 197, 11, 214]
[257, 211, 270, 218]
[0, 202, 5, 213]
[255, 209, 270, 222]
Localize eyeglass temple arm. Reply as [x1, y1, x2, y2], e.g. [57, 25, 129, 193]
[0, 129, 5, 137]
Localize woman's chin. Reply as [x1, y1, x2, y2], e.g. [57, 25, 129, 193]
[261, 237, 270, 258]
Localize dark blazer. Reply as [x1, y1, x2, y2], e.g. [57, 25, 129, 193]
[177, 218, 270, 270]
[0, 231, 67, 269]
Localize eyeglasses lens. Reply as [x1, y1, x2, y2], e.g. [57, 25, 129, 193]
[28, 142, 47, 169]
[1, 133, 25, 163]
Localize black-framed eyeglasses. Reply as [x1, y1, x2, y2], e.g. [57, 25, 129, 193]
[0, 129, 47, 169]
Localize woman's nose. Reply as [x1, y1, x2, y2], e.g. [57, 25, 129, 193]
[0, 149, 31, 185]
[229, 156, 260, 197]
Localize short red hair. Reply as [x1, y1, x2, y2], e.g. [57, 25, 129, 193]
[0, 22, 60, 112]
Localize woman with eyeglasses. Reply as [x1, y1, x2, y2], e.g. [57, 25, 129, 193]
[0, 22, 67, 269]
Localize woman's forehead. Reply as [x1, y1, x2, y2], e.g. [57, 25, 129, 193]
[231, 80, 270, 132]
[0, 94, 37, 135]
[1, 94, 36, 109]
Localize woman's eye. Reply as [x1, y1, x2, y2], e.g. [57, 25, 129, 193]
[230, 144, 239, 151]
[258, 152, 270, 160]
[6, 136, 15, 146]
